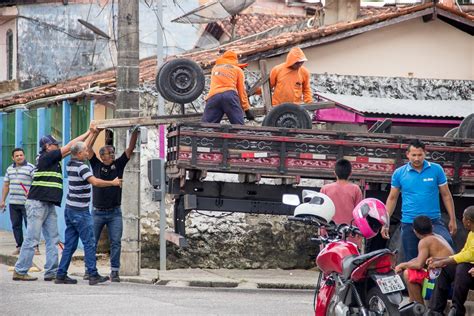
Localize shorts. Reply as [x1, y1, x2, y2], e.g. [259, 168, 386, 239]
[407, 268, 428, 284]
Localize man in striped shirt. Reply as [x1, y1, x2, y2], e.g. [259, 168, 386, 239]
[1, 148, 36, 255]
[55, 141, 120, 285]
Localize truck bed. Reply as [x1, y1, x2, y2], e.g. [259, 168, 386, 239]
[166, 123, 474, 187]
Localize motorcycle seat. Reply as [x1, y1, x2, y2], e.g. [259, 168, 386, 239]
[342, 249, 392, 280]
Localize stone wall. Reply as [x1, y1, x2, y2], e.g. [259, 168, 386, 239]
[137, 72, 472, 270]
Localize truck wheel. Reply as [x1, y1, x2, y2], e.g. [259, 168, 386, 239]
[262, 103, 312, 129]
[444, 127, 459, 138]
[156, 58, 205, 104]
[458, 113, 474, 139]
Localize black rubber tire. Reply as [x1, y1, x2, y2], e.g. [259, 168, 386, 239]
[458, 113, 474, 139]
[366, 287, 400, 316]
[156, 58, 205, 104]
[444, 127, 459, 138]
[262, 103, 312, 129]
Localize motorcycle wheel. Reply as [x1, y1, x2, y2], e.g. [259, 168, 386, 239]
[366, 287, 400, 316]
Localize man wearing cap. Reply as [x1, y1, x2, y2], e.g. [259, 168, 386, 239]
[268, 47, 313, 106]
[1, 148, 37, 255]
[13, 126, 92, 281]
[202, 50, 254, 125]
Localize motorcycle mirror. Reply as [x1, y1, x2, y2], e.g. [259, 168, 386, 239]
[282, 194, 300, 206]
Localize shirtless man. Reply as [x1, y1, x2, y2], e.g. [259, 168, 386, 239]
[395, 215, 454, 305]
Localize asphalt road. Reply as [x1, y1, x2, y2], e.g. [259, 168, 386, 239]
[0, 264, 314, 315]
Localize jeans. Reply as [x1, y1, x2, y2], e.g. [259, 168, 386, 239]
[93, 207, 123, 271]
[15, 200, 59, 277]
[401, 218, 453, 261]
[9, 204, 27, 248]
[430, 263, 474, 316]
[201, 90, 245, 125]
[57, 208, 98, 277]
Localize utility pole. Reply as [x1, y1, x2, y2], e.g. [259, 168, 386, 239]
[155, 0, 167, 272]
[116, 0, 140, 276]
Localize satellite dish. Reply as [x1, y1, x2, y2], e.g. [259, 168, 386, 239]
[172, 0, 255, 24]
[172, 0, 256, 41]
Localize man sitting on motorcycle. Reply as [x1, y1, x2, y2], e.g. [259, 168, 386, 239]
[427, 206, 474, 316]
[394, 215, 454, 306]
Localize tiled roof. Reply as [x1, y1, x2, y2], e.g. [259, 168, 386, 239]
[216, 13, 306, 39]
[0, 3, 471, 109]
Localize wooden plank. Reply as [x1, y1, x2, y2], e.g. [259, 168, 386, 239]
[94, 113, 202, 129]
[94, 101, 334, 129]
[258, 60, 273, 114]
[165, 231, 188, 247]
[247, 73, 270, 96]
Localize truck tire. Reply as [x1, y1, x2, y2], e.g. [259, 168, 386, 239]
[262, 103, 312, 129]
[444, 127, 459, 138]
[458, 113, 474, 139]
[156, 58, 205, 104]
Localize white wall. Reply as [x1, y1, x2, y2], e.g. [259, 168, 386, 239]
[250, 18, 474, 80]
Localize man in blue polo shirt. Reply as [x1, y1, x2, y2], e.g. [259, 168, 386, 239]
[382, 139, 456, 261]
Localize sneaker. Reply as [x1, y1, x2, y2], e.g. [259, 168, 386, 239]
[34, 247, 41, 255]
[12, 271, 38, 281]
[54, 275, 78, 284]
[12, 247, 20, 255]
[44, 274, 56, 281]
[89, 274, 109, 285]
[110, 271, 121, 283]
[83, 272, 89, 280]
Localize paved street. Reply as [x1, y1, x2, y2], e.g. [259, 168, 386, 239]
[0, 264, 313, 315]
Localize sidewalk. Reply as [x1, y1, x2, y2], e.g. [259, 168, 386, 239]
[0, 230, 316, 288]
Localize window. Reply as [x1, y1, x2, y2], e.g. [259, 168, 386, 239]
[22, 110, 37, 164]
[6, 29, 13, 81]
[1, 112, 15, 175]
[44, 105, 63, 141]
[71, 100, 90, 138]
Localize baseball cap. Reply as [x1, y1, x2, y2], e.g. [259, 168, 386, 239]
[39, 135, 61, 148]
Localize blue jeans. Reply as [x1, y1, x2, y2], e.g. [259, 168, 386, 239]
[57, 208, 98, 277]
[15, 200, 59, 277]
[202, 90, 245, 125]
[401, 218, 454, 261]
[93, 207, 123, 272]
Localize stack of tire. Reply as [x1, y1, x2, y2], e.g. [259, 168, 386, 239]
[155, 58, 205, 105]
[444, 113, 474, 138]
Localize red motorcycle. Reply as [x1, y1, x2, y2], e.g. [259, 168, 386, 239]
[284, 191, 425, 316]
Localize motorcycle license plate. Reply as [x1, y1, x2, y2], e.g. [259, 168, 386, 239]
[375, 275, 405, 294]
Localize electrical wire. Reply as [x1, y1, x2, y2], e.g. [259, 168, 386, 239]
[64, 0, 94, 80]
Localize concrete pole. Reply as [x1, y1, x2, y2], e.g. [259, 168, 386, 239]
[116, 0, 140, 276]
[155, 0, 167, 272]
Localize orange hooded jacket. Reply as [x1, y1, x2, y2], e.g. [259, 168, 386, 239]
[269, 47, 313, 106]
[206, 51, 250, 111]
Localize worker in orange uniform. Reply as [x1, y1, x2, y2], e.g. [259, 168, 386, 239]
[202, 50, 254, 125]
[269, 47, 313, 106]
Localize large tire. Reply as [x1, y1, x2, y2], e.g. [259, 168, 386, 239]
[458, 113, 474, 139]
[156, 58, 205, 104]
[262, 103, 312, 129]
[366, 287, 400, 316]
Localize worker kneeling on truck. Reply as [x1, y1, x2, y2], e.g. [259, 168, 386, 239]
[202, 50, 254, 125]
